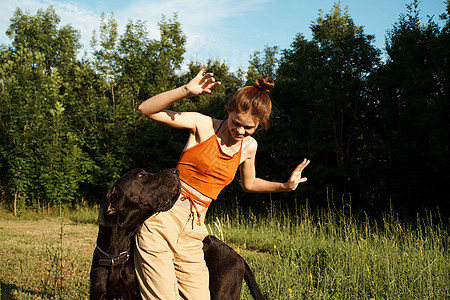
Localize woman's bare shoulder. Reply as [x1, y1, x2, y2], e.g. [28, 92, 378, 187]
[186, 114, 217, 143]
[242, 136, 258, 156]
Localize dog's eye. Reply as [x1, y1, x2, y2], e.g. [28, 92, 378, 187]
[138, 172, 144, 178]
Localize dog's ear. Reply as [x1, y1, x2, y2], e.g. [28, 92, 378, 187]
[97, 196, 110, 226]
[106, 186, 120, 215]
[97, 186, 120, 226]
[106, 204, 117, 215]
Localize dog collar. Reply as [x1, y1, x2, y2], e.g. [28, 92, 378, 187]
[95, 245, 130, 267]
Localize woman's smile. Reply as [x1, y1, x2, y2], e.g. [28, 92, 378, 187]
[227, 110, 259, 140]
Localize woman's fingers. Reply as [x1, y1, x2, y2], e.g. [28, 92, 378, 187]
[294, 159, 309, 181]
[198, 64, 208, 77]
[204, 76, 215, 85]
[211, 81, 221, 89]
[202, 76, 221, 93]
[286, 159, 310, 190]
[295, 159, 310, 172]
[188, 64, 221, 95]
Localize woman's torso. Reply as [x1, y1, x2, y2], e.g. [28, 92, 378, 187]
[176, 117, 252, 214]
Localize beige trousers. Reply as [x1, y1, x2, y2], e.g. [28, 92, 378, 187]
[134, 202, 210, 300]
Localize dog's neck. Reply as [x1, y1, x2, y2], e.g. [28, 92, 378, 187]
[97, 209, 153, 255]
[96, 225, 130, 255]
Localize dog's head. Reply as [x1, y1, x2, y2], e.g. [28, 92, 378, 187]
[98, 168, 180, 227]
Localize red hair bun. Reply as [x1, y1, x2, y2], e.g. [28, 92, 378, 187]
[255, 76, 275, 93]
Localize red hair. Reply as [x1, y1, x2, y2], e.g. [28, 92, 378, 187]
[225, 76, 274, 130]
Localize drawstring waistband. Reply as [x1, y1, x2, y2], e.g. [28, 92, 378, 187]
[179, 186, 211, 226]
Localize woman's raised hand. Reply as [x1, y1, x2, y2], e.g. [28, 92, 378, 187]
[285, 159, 310, 191]
[185, 64, 221, 97]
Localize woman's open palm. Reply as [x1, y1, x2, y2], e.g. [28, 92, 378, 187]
[286, 159, 310, 191]
[185, 64, 221, 97]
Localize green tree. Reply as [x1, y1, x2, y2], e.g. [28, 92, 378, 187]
[0, 48, 89, 210]
[116, 20, 154, 105]
[84, 13, 188, 192]
[154, 14, 187, 93]
[246, 45, 279, 84]
[270, 3, 380, 208]
[0, 8, 90, 211]
[38, 101, 92, 207]
[370, 0, 449, 213]
[6, 7, 81, 74]
[117, 15, 187, 170]
[91, 12, 119, 111]
[0, 48, 45, 213]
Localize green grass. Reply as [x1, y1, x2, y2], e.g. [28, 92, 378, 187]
[0, 203, 448, 299]
[207, 203, 449, 299]
[0, 206, 98, 299]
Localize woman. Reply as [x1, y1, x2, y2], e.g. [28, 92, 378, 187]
[135, 65, 310, 299]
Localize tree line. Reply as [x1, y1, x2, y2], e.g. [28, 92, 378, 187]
[1, 1, 449, 217]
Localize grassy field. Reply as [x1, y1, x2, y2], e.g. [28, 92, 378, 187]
[0, 203, 448, 299]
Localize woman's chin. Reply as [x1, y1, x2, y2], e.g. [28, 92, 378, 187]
[231, 132, 244, 140]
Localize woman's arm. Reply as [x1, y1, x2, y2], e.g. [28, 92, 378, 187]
[138, 64, 220, 130]
[240, 140, 310, 193]
[138, 85, 190, 117]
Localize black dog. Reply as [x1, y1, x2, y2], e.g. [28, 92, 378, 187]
[89, 168, 265, 300]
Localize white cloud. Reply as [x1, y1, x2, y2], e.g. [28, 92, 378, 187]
[48, 2, 100, 54]
[0, 0, 100, 56]
[115, 0, 272, 70]
[0, 0, 273, 70]
[0, 0, 43, 44]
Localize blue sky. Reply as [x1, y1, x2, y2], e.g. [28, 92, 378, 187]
[0, 0, 447, 72]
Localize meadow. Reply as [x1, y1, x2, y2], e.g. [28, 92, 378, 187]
[0, 202, 448, 299]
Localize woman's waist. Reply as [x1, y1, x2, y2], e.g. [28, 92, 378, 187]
[175, 181, 212, 214]
[177, 164, 234, 199]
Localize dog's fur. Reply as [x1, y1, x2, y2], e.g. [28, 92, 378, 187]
[89, 168, 265, 300]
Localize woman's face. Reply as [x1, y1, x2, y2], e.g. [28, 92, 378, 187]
[227, 110, 259, 140]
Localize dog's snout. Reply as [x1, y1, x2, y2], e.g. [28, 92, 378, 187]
[171, 168, 179, 175]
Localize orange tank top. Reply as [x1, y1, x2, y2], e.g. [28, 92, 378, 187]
[176, 121, 242, 201]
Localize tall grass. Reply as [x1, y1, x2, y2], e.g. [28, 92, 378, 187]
[0, 200, 448, 299]
[207, 200, 449, 299]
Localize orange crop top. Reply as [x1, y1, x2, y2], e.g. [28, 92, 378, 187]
[176, 128, 242, 201]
